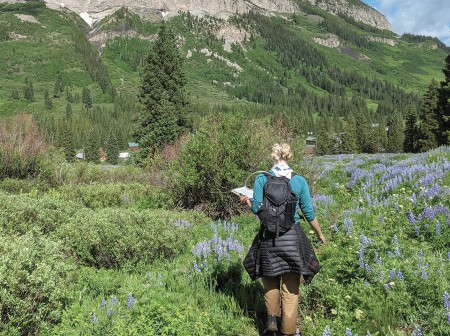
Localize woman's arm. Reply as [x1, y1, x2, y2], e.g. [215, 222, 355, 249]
[309, 217, 326, 244]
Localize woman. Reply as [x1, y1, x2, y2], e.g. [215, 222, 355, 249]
[240, 143, 326, 336]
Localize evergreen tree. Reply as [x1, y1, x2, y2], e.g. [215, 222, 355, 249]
[44, 89, 53, 110]
[416, 79, 440, 152]
[135, 23, 191, 157]
[84, 130, 100, 163]
[386, 111, 404, 153]
[54, 72, 64, 98]
[23, 78, 34, 101]
[341, 113, 358, 154]
[10, 88, 19, 100]
[82, 87, 93, 109]
[59, 122, 75, 161]
[66, 103, 73, 119]
[315, 118, 334, 155]
[106, 133, 120, 165]
[437, 54, 450, 145]
[403, 107, 417, 153]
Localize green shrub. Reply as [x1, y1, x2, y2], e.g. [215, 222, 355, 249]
[52, 182, 172, 209]
[56, 208, 191, 268]
[50, 161, 150, 186]
[0, 177, 48, 194]
[0, 231, 75, 335]
[0, 192, 82, 235]
[170, 112, 304, 218]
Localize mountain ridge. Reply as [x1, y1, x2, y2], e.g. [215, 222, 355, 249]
[3, 0, 391, 31]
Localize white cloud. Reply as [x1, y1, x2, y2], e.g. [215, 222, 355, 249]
[362, 0, 450, 45]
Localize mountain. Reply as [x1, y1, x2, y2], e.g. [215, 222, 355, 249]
[0, 0, 448, 152]
[4, 0, 391, 30]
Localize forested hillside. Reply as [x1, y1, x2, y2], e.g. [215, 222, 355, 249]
[0, 0, 448, 157]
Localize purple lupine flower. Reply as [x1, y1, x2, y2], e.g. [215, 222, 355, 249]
[436, 223, 441, 235]
[345, 328, 353, 336]
[332, 222, 338, 233]
[360, 235, 370, 246]
[422, 206, 435, 221]
[411, 193, 417, 204]
[393, 235, 398, 245]
[107, 308, 113, 316]
[389, 269, 396, 280]
[384, 283, 391, 289]
[322, 325, 331, 336]
[407, 211, 416, 224]
[193, 261, 200, 272]
[447, 311, 450, 324]
[91, 313, 98, 324]
[448, 251, 450, 261]
[421, 269, 428, 280]
[397, 271, 404, 280]
[127, 293, 135, 309]
[110, 296, 117, 306]
[378, 214, 384, 224]
[394, 247, 402, 258]
[444, 291, 450, 310]
[100, 298, 107, 310]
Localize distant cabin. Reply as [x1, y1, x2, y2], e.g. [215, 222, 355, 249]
[305, 135, 317, 155]
[118, 152, 131, 160]
[75, 152, 85, 160]
[128, 142, 140, 152]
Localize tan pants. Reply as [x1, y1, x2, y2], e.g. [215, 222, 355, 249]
[262, 273, 301, 335]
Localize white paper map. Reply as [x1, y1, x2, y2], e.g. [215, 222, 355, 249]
[231, 186, 254, 199]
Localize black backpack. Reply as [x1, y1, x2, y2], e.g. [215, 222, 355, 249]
[256, 172, 297, 236]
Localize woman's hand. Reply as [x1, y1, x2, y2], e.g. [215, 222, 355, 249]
[318, 234, 326, 244]
[240, 195, 252, 208]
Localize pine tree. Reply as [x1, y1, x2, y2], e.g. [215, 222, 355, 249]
[23, 78, 34, 101]
[54, 72, 64, 98]
[10, 88, 19, 100]
[84, 130, 100, 163]
[44, 89, 53, 110]
[416, 79, 439, 152]
[66, 103, 73, 119]
[106, 133, 120, 165]
[82, 87, 93, 109]
[403, 107, 417, 153]
[386, 111, 404, 153]
[437, 54, 450, 145]
[341, 113, 358, 154]
[59, 122, 75, 161]
[135, 23, 191, 157]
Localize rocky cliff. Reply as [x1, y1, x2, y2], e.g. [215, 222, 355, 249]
[3, 0, 392, 31]
[307, 0, 391, 30]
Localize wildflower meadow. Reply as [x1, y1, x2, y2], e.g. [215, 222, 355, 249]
[0, 148, 449, 335]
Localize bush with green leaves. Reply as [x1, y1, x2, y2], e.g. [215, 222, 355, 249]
[170, 112, 304, 218]
[0, 231, 75, 335]
[51, 182, 172, 209]
[0, 192, 82, 235]
[56, 208, 193, 268]
[0, 177, 48, 194]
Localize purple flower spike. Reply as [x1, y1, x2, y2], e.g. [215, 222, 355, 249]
[127, 294, 135, 309]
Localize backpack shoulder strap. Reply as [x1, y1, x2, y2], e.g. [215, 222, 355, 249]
[263, 172, 272, 179]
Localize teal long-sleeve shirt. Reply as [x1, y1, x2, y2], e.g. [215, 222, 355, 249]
[250, 171, 316, 224]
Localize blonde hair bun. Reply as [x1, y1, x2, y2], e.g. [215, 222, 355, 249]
[271, 143, 292, 161]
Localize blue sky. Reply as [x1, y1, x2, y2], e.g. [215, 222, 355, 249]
[361, 0, 450, 46]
